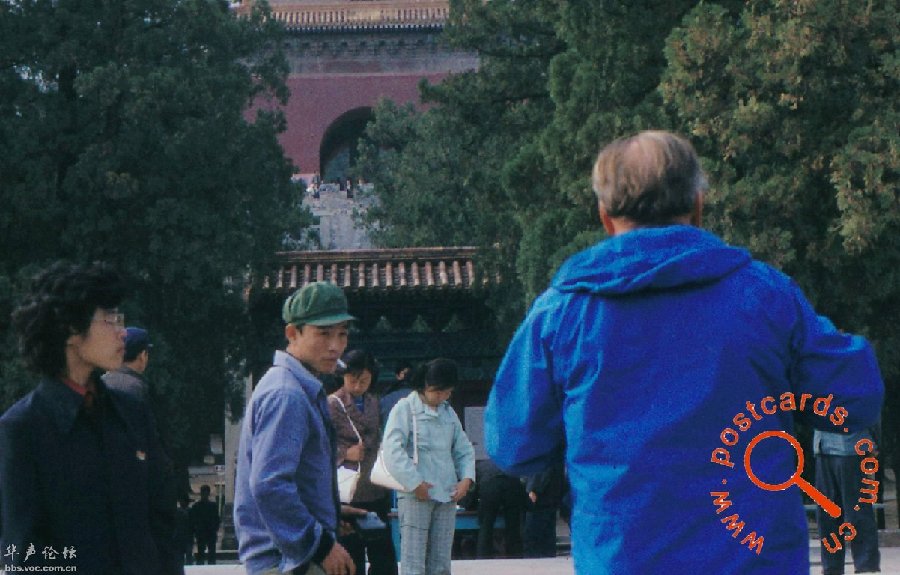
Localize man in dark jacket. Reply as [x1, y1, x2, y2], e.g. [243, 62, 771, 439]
[523, 463, 565, 558]
[475, 458, 525, 558]
[190, 485, 221, 564]
[0, 261, 181, 575]
[103, 326, 153, 399]
[379, 360, 413, 429]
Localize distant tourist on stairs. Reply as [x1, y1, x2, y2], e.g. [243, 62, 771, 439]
[191, 484, 221, 565]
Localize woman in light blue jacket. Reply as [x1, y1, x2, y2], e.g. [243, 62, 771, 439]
[382, 358, 476, 575]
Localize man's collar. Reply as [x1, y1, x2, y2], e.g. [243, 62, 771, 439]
[114, 365, 146, 381]
[274, 350, 326, 399]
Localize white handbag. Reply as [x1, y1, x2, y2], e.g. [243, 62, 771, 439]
[370, 402, 418, 492]
[337, 465, 360, 504]
[333, 398, 363, 503]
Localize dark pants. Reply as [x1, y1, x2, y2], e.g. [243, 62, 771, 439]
[476, 477, 524, 558]
[181, 540, 194, 565]
[195, 536, 217, 565]
[815, 454, 880, 574]
[341, 497, 398, 575]
[524, 508, 557, 558]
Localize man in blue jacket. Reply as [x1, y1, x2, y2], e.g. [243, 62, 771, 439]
[234, 281, 357, 575]
[485, 131, 884, 574]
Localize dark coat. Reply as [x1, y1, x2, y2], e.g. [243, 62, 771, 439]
[328, 388, 386, 503]
[189, 499, 220, 541]
[102, 366, 147, 400]
[524, 464, 565, 510]
[0, 375, 182, 575]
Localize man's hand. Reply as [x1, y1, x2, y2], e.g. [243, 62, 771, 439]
[321, 541, 355, 575]
[345, 442, 365, 462]
[414, 481, 433, 501]
[450, 478, 473, 502]
[340, 504, 368, 517]
[338, 520, 356, 537]
[338, 504, 367, 536]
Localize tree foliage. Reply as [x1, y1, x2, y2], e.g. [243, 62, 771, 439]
[661, 0, 899, 490]
[0, 0, 301, 467]
[357, 0, 899, 495]
[358, 1, 700, 328]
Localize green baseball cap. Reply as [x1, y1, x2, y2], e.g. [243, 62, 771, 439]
[282, 281, 356, 326]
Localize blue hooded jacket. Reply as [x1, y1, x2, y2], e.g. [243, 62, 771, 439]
[485, 226, 883, 574]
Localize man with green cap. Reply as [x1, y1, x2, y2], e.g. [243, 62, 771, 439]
[235, 282, 357, 575]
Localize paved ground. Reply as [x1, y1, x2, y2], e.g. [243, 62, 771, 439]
[187, 542, 900, 574]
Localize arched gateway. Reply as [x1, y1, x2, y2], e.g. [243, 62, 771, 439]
[236, 0, 478, 182]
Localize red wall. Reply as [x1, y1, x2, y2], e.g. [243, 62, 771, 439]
[279, 72, 447, 174]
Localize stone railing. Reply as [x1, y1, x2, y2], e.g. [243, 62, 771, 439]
[236, 0, 450, 30]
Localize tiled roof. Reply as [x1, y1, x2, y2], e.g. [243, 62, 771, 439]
[235, 0, 449, 32]
[263, 247, 490, 293]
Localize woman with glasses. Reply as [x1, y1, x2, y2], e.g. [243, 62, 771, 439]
[0, 261, 181, 574]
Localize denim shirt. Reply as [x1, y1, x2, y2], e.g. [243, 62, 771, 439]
[382, 391, 475, 502]
[234, 351, 338, 575]
[813, 427, 877, 456]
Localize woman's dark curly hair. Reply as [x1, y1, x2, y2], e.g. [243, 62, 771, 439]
[11, 261, 125, 378]
[410, 358, 459, 392]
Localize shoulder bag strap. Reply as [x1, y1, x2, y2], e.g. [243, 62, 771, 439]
[333, 396, 363, 443]
[410, 398, 418, 466]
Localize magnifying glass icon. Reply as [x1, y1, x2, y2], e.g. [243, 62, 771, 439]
[743, 430, 841, 518]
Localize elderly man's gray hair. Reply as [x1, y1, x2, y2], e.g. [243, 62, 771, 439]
[592, 130, 707, 225]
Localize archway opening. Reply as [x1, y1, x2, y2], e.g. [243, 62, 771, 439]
[319, 107, 373, 185]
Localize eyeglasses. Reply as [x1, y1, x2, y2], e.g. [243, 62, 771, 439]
[94, 311, 125, 329]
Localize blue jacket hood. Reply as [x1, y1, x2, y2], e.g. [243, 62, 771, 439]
[552, 225, 751, 295]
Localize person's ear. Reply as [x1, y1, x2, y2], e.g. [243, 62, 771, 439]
[599, 204, 616, 236]
[691, 194, 703, 227]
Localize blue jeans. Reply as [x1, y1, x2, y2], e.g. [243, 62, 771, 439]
[815, 454, 880, 574]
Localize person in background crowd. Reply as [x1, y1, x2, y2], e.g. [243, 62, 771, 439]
[0, 261, 181, 574]
[523, 463, 565, 558]
[234, 281, 356, 575]
[102, 326, 153, 399]
[329, 349, 398, 575]
[475, 457, 525, 559]
[379, 361, 413, 429]
[175, 495, 194, 566]
[191, 484, 221, 565]
[813, 424, 881, 574]
[485, 130, 884, 574]
[101, 325, 191, 506]
[382, 358, 476, 575]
